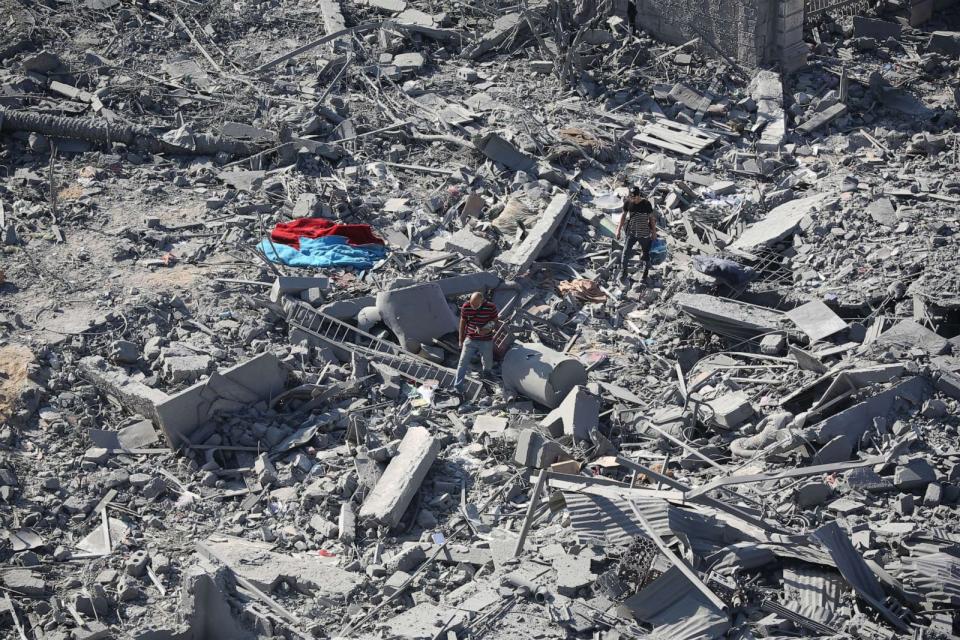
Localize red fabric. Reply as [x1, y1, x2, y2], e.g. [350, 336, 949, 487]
[270, 219, 384, 250]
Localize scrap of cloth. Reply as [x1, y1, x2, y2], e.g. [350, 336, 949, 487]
[557, 278, 606, 303]
[271, 218, 385, 250]
[258, 236, 387, 270]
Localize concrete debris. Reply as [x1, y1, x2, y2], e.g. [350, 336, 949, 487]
[359, 426, 440, 527]
[1, 1, 959, 638]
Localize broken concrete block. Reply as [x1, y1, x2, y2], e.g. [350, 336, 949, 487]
[359, 426, 440, 528]
[162, 353, 212, 384]
[540, 386, 600, 443]
[867, 198, 897, 227]
[386, 544, 426, 573]
[269, 276, 330, 302]
[920, 398, 947, 418]
[472, 414, 508, 436]
[1, 569, 47, 596]
[79, 356, 170, 423]
[923, 482, 942, 507]
[895, 493, 914, 516]
[875, 319, 949, 355]
[477, 132, 536, 173]
[179, 565, 253, 640]
[928, 31, 960, 57]
[309, 515, 338, 539]
[553, 554, 593, 597]
[254, 453, 278, 484]
[444, 228, 495, 265]
[707, 391, 754, 430]
[125, 550, 150, 578]
[813, 434, 852, 465]
[393, 52, 425, 71]
[550, 459, 581, 474]
[292, 193, 329, 218]
[338, 502, 356, 543]
[514, 429, 572, 469]
[109, 340, 140, 364]
[853, 16, 901, 40]
[795, 481, 831, 508]
[786, 299, 848, 343]
[894, 458, 937, 491]
[502, 342, 587, 408]
[759, 333, 786, 355]
[375, 283, 458, 352]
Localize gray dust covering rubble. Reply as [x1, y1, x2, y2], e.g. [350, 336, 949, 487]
[2, 0, 960, 638]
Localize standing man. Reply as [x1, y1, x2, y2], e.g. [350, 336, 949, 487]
[455, 291, 498, 394]
[615, 187, 657, 283]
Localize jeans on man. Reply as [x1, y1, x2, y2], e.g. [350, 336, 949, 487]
[454, 337, 494, 390]
[620, 236, 653, 278]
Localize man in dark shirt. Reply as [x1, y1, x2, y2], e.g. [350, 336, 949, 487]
[615, 187, 657, 283]
[455, 291, 498, 393]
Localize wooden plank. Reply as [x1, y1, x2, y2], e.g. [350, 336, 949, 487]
[633, 133, 699, 156]
[633, 132, 698, 156]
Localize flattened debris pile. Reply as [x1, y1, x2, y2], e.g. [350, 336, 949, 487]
[2, 0, 960, 638]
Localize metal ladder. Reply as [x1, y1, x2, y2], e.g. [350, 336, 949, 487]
[286, 301, 483, 400]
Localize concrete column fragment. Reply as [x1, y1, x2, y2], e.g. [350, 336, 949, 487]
[502, 342, 587, 409]
[375, 282, 458, 352]
[359, 426, 440, 528]
[495, 194, 571, 273]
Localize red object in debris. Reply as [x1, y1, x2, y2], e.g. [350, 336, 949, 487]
[270, 219, 385, 250]
[317, 549, 336, 557]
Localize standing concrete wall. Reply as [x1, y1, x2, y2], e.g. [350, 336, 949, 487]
[628, 0, 806, 70]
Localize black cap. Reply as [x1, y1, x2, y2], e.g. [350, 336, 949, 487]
[629, 186, 641, 196]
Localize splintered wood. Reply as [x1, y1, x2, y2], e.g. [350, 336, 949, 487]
[634, 117, 718, 156]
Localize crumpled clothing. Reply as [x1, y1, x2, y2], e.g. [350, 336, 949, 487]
[270, 218, 384, 250]
[557, 278, 606, 303]
[258, 235, 387, 270]
[693, 255, 755, 287]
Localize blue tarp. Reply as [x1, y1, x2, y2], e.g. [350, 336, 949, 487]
[258, 235, 388, 270]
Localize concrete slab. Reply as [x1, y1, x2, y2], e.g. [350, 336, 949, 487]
[495, 194, 571, 272]
[477, 132, 536, 172]
[382, 602, 467, 639]
[198, 536, 362, 597]
[729, 193, 832, 253]
[875, 319, 949, 355]
[359, 426, 440, 528]
[786, 300, 849, 343]
[78, 356, 169, 423]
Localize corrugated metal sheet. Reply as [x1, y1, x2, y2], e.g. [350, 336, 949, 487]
[811, 522, 909, 632]
[562, 492, 729, 557]
[897, 552, 960, 603]
[782, 565, 844, 624]
[621, 566, 730, 640]
[563, 492, 670, 546]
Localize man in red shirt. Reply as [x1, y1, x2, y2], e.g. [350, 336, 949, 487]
[455, 291, 498, 393]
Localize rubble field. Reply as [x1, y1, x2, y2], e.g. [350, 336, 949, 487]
[2, 0, 960, 638]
